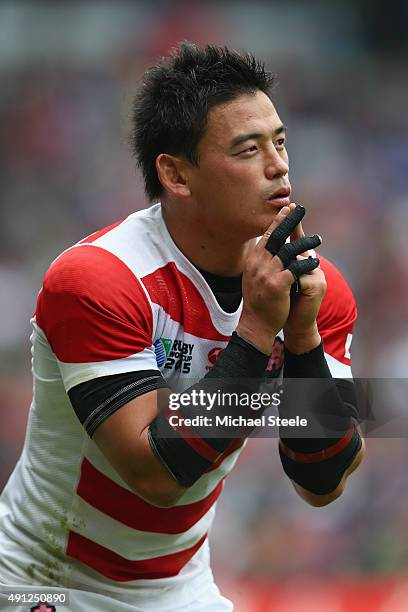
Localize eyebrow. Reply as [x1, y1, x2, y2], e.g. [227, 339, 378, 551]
[229, 125, 287, 149]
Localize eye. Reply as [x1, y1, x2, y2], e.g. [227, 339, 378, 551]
[276, 137, 286, 149]
[238, 145, 258, 155]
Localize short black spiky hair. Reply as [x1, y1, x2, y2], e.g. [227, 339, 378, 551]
[130, 41, 276, 201]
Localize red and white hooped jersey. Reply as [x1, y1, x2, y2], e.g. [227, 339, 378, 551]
[0, 203, 356, 608]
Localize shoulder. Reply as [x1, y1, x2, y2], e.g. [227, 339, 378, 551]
[318, 254, 357, 330]
[35, 244, 154, 362]
[41, 243, 138, 299]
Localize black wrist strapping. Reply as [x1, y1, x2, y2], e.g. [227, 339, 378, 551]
[279, 427, 362, 494]
[279, 341, 362, 492]
[148, 332, 269, 487]
[284, 339, 335, 379]
[281, 341, 353, 452]
[206, 332, 269, 380]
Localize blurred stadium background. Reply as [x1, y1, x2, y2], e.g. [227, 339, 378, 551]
[1, 1, 407, 610]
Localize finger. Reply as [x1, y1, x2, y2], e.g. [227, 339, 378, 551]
[290, 267, 322, 299]
[264, 204, 305, 255]
[277, 235, 322, 268]
[290, 281, 300, 300]
[291, 221, 308, 257]
[287, 256, 320, 283]
[290, 219, 305, 242]
[258, 204, 294, 250]
[290, 220, 312, 258]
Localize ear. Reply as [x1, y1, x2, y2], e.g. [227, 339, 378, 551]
[155, 154, 192, 198]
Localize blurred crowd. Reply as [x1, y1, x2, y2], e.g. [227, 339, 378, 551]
[1, 0, 407, 585]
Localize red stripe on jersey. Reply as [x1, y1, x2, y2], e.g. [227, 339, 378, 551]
[317, 255, 357, 365]
[66, 531, 207, 581]
[36, 245, 153, 363]
[142, 262, 229, 341]
[77, 458, 223, 534]
[79, 220, 124, 244]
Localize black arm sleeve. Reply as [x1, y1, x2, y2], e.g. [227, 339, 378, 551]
[279, 428, 362, 494]
[279, 342, 362, 494]
[68, 370, 167, 438]
[148, 332, 269, 487]
[281, 342, 353, 451]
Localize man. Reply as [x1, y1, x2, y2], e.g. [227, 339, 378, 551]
[0, 43, 364, 611]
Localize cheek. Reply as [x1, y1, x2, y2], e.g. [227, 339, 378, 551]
[212, 163, 255, 194]
[195, 166, 244, 200]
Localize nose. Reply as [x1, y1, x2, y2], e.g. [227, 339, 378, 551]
[264, 148, 289, 179]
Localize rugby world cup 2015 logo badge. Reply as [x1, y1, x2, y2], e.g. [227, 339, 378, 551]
[155, 338, 195, 374]
[154, 338, 173, 368]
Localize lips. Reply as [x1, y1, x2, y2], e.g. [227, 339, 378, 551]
[266, 186, 291, 206]
[269, 187, 290, 199]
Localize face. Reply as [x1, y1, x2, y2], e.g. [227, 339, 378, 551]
[186, 90, 290, 240]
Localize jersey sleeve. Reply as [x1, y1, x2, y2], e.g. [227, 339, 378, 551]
[35, 244, 159, 391]
[317, 255, 357, 378]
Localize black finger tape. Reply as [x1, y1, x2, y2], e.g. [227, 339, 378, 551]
[287, 257, 319, 281]
[265, 205, 306, 255]
[277, 235, 321, 267]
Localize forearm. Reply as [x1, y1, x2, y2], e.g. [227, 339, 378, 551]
[284, 321, 321, 355]
[148, 331, 270, 487]
[137, 427, 188, 506]
[93, 392, 187, 507]
[292, 438, 365, 506]
[279, 339, 363, 497]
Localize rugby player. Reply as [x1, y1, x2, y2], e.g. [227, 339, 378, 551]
[0, 42, 364, 611]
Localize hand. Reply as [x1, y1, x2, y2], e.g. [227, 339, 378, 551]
[284, 219, 327, 354]
[237, 204, 320, 355]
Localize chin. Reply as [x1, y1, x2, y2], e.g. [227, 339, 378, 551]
[258, 211, 279, 236]
[230, 210, 279, 241]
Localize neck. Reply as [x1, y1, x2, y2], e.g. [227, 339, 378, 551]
[162, 200, 255, 276]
